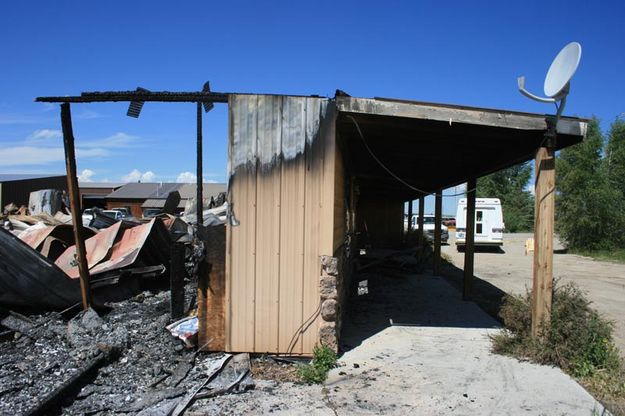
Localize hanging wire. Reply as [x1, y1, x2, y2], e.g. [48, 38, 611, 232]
[347, 115, 476, 197]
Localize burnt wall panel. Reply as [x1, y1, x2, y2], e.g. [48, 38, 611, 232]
[226, 94, 336, 355]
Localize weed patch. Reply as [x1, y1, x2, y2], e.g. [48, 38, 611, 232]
[298, 345, 337, 384]
[491, 281, 625, 414]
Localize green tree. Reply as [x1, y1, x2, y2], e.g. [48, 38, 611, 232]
[477, 163, 534, 232]
[556, 118, 622, 250]
[605, 117, 625, 199]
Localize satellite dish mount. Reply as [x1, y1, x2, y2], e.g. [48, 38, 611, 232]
[518, 42, 582, 145]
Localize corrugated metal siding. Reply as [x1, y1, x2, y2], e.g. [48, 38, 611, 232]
[226, 94, 336, 355]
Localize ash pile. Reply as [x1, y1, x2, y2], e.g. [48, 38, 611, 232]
[0, 287, 255, 415]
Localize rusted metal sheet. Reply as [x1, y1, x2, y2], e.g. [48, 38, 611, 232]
[89, 219, 164, 276]
[18, 224, 83, 251]
[55, 222, 122, 278]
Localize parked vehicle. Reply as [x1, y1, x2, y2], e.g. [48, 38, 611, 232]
[455, 198, 504, 250]
[405, 214, 449, 244]
[110, 207, 131, 218]
[143, 208, 162, 218]
[101, 210, 124, 220]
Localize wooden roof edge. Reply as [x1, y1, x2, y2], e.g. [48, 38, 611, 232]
[336, 96, 588, 138]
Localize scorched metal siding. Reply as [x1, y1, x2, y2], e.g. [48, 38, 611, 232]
[226, 94, 337, 355]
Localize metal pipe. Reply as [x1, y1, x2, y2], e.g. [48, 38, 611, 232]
[60, 103, 92, 309]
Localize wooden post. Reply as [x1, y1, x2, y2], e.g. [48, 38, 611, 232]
[170, 242, 185, 320]
[407, 199, 413, 236]
[196, 102, 203, 225]
[60, 103, 92, 309]
[433, 191, 442, 275]
[417, 196, 425, 245]
[197, 225, 226, 351]
[531, 146, 555, 337]
[463, 178, 476, 300]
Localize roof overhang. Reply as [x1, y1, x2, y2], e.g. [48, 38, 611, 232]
[335, 96, 588, 199]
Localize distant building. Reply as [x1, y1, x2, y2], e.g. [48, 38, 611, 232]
[0, 174, 67, 209]
[105, 182, 226, 218]
[79, 182, 125, 209]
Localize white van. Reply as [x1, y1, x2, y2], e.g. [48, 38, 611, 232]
[455, 198, 504, 249]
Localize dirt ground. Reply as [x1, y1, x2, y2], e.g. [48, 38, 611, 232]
[442, 233, 625, 356]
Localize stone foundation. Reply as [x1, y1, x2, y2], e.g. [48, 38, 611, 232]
[319, 255, 339, 352]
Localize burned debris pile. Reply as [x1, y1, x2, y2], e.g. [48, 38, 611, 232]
[0, 288, 255, 415]
[0, 189, 268, 414]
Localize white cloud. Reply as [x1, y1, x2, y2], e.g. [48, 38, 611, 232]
[81, 132, 139, 149]
[29, 129, 62, 140]
[0, 114, 52, 125]
[75, 109, 105, 120]
[78, 169, 96, 182]
[142, 171, 156, 182]
[0, 146, 108, 167]
[122, 169, 156, 183]
[176, 171, 197, 183]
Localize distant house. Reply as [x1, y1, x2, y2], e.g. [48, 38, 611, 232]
[79, 182, 125, 209]
[0, 174, 67, 209]
[105, 182, 226, 218]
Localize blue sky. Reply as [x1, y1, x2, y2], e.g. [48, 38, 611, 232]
[1, 1, 623, 214]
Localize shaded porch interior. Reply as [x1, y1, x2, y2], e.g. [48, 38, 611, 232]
[332, 96, 586, 345]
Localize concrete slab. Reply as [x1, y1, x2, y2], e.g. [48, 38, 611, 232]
[191, 271, 605, 415]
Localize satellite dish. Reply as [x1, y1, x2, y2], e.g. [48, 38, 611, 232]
[544, 42, 582, 98]
[518, 42, 582, 112]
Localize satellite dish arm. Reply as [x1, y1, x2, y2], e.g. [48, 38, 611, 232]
[517, 76, 556, 103]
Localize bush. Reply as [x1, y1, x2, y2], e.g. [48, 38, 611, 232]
[492, 281, 622, 379]
[298, 344, 337, 384]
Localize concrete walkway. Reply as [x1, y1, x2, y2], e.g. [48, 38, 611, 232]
[192, 272, 605, 415]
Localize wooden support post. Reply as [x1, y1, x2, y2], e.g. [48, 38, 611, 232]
[197, 225, 226, 351]
[407, 199, 413, 236]
[463, 178, 476, 300]
[531, 146, 555, 337]
[417, 197, 425, 245]
[433, 191, 442, 275]
[60, 103, 92, 310]
[196, 102, 203, 225]
[170, 242, 185, 320]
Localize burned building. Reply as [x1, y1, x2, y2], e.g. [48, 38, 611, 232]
[219, 93, 587, 355]
[31, 89, 587, 357]
[0, 174, 67, 210]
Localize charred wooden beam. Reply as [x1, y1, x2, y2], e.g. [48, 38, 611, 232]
[26, 351, 108, 416]
[197, 102, 203, 224]
[60, 103, 92, 309]
[36, 91, 229, 103]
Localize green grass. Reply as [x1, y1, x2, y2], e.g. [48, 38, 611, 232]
[298, 345, 337, 384]
[571, 248, 625, 264]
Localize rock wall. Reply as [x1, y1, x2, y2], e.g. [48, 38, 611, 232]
[318, 255, 340, 352]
